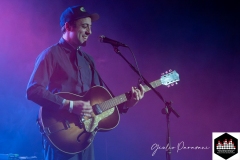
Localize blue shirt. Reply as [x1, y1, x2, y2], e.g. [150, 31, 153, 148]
[26, 38, 104, 110]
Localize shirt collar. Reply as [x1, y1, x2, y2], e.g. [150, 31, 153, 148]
[59, 37, 82, 54]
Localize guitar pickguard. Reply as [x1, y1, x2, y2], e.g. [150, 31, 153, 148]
[84, 108, 115, 132]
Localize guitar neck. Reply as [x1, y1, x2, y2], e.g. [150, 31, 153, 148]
[99, 79, 162, 112]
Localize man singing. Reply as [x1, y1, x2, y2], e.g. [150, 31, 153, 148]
[27, 5, 144, 160]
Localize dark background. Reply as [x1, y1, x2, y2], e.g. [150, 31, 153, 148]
[0, 0, 239, 159]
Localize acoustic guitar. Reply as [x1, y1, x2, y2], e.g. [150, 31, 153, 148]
[39, 70, 179, 154]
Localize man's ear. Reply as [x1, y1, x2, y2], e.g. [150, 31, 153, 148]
[64, 22, 72, 31]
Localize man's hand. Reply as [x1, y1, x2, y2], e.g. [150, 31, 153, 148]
[63, 100, 93, 117]
[72, 100, 93, 117]
[125, 84, 145, 108]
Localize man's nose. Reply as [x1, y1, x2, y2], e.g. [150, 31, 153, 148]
[86, 27, 92, 35]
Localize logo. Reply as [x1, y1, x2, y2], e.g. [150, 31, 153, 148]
[80, 7, 86, 12]
[213, 132, 240, 160]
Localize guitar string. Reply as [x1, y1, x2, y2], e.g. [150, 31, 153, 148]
[99, 81, 161, 112]
[100, 94, 127, 112]
[99, 73, 177, 112]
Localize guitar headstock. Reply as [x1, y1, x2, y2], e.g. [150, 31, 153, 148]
[160, 70, 180, 87]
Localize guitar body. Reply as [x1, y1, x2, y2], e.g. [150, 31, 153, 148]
[39, 86, 120, 154]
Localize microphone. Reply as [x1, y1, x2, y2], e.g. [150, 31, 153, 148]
[99, 35, 128, 47]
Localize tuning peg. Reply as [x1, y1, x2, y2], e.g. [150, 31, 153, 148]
[175, 82, 178, 85]
[165, 71, 168, 74]
[161, 73, 165, 76]
[167, 85, 170, 88]
[169, 69, 172, 72]
[171, 84, 174, 86]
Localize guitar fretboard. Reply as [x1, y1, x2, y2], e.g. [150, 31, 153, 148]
[99, 79, 162, 112]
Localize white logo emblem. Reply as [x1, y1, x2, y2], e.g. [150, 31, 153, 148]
[80, 7, 86, 12]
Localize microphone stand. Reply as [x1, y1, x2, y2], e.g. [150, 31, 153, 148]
[112, 45, 180, 160]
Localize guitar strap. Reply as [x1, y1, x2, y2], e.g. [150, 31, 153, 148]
[81, 51, 115, 97]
